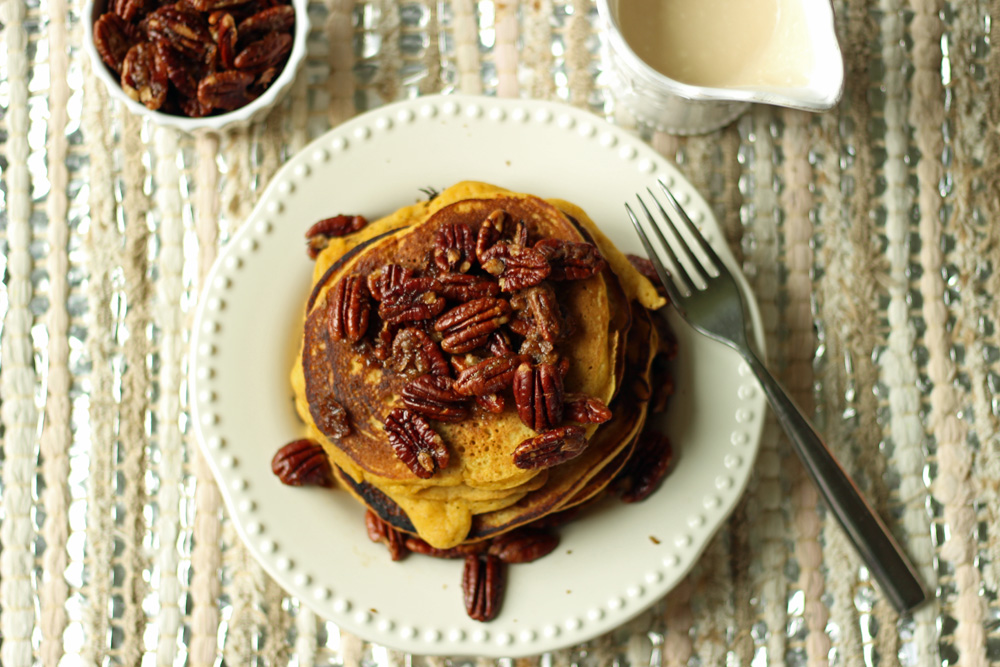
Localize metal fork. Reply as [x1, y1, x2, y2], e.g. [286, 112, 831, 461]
[628, 181, 929, 616]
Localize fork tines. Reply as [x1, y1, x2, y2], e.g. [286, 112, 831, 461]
[626, 180, 724, 299]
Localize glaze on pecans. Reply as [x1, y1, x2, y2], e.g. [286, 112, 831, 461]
[271, 439, 333, 487]
[383, 409, 451, 478]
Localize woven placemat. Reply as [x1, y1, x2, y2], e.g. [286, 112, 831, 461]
[1, 0, 999, 665]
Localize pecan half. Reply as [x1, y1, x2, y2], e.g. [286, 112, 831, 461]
[401, 375, 469, 423]
[207, 10, 238, 69]
[155, 40, 203, 98]
[462, 554, 505, 622]
[367, 264, 414, 302]
[453, 355, 527, 397]
[436, 273, 501, 302]
[326, 275, 371, 343]
[113, 0, 149, 22]
[121, 42, 169, 109]
[365, 510, 407, 561]
[434, 297, 512, 354]
[512, 362, 564, 431]
[234, 31, 292, 71]
[146, 5, 216, 64]
[434, 223, 477, 273]
[405, 537, 484, 559]
[305, 214, 367, 258]
[512, 425, 587, 470]
[618, 431, 673, 503]
[378, 276, 447, 324]
[481, 244, 551, 292]
[534, 239, 606, 281]
[487, 330, 514, 357]
[476, 393, 505, 413]
[564, 394, 612, 424]
[487, 528, 560, 563]
[271, 439, 333, 487]
[238, 5, 295, 42]
[475, 209, 513, 264]
[197, 69, 255, 111]
[387, 327, 450, 377]
[316, 394, 351, 439]
[383, 408, 450, 478]
[94, 13, 137, 73]
[188, 0, 255, 12]
[510, 283, 564, 343]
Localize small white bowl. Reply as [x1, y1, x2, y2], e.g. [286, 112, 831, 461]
[82, 0, 308, 133]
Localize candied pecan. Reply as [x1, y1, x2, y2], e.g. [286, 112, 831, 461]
[463, 554, 505, 622]
[207, 10, 238, 68]
[453, 355, 527, 397]
[383, 409, 450, 479]
[564, 395, 612, 424]
[510, 283, 564, 343]
[512, 425, 588, 470]
[618, 432, 673, 503]
[113, 0, 149, 22]
[271, 438, 333, 487]
[121, 42, 169, 109]
[365, 510, 407, 561]
[475, 209, 512, 264]
[476, 393, 505, 413]
[378, 276, 446, 324]
[436, 273, 500, 302]
[434, 297, 513, 354]
[234, 31, 291, 71]
[326, 275, 370, 343]
[154, 39, 203, 98]
[405, 536, 484, 559]
[512, 362, 564, 431]
[534, 239, 606, 281]
[188, 0, 255, 11]
[179, 93, 213, 117]
[367, 264, 413, 302]
[197, 70, 255, 110]
[487, 528, 560, 563]
[487, 330, 514, 357]
[316, 394, 350, 439]
[238, 4, 295, 41]
[626, 253, 664, 292]
[305, 214, 367, 258]
[372, 320, 399, 361]
[146, 5, 216, 64]
[518, 334, 557, 365]
[387, 327, 450, 377]
[401, 375, 469, 423]
[481, 244, 551, 292]
[434, 223, 477, 273]
[94, 13, 137, 73]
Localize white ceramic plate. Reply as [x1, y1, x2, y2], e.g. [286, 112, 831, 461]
[190, 95, 766, 657]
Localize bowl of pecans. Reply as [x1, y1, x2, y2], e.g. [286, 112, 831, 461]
[83, 0, 308, 132]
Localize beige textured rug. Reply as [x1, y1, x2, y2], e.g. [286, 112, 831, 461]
[1, 0, 998, 665]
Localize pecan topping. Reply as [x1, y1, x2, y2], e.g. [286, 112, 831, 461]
[434, 223, 477, 273]
[401, 375, 469, 423]
[208, 10, 238, 69]
[368, 264, 414, 302]
[146, 5, 216, 64]
[238, 5, 295, 41]
[476, 393, 505, 413]
[481, 243, 552, 292]
[113, 0, 149, 22]
[534, 239, 606, 281]
[326, 275, 371, 343]
[452, 355, 527, 397]
[316, 394, 350, 439]
[378, 276, 447, 324]
[384, 408, 450, 478]
[271, 439, 333, 487]
[305, 214, 368, 258]
[155, 40, 202, 98]
[487, 528, 560, 563]
[564, 395, 612, 424]
[436, 273, 501, 302]
[434, 297, 513, 354]
[475, 209, 513, 264]
[234, 31, 292, 71]
[387, 327, 450, 377]
[463, 554, 505, 622]
[365, 510, 407, 561]
[512, 362, 564, 431]
[487, 330, 514, 357]
[510, 283, 564, 343]
[94, 13, 138, 73]
[197, 70, 255, 111]
[512, 425, 588, 469]
[618, 432, 673, 503]
[188, 0, 256, 12]
[121, 42, 169, 109]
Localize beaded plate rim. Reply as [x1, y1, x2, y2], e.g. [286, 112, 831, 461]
[189, 94, 766, 657]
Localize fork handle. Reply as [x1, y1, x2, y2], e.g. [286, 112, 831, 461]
[742, 350, 930, 616]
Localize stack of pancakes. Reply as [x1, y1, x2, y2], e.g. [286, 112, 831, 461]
[291, 182, 667, 549]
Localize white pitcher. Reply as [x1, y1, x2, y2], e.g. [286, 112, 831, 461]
[597, 0, 844, 134]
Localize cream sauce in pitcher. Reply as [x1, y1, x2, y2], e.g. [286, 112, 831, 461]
[617, 0, 814, 88]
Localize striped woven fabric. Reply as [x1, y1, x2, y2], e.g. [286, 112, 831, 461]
[0, 1, 998, 665]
